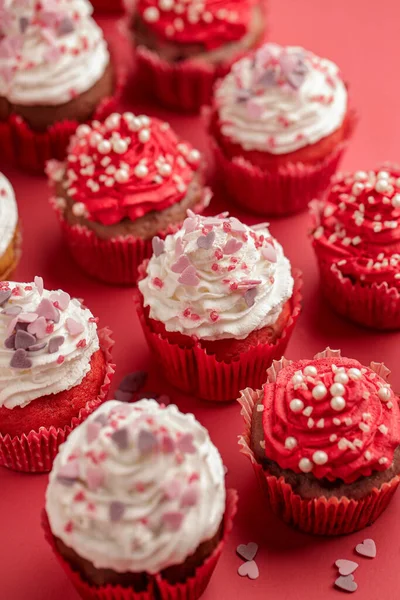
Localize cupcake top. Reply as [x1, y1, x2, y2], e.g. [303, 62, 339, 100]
[311, 166, 400, 290]
[0, 0, 109, 106]
[215, 43, 348, 154]
[47, 113, 202, 226]
[139, 212, 294, 341]
[46, 399, 226, 574]
[0, 173, 18, 256]
[137, 0, 255, 50]
[260, 349, 400, 484]
[0, 277, 99, 409]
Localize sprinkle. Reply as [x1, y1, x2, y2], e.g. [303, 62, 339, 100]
[359, 423, 370, 433]
[378, 457, 389, 465]
[316, 418, 325, 429]
[303, 406, 313, 417]
[364, 451, 372, 461]
[333, 418, 341, 426]
[330, 434, 338, 442]
[299, 458, 313, 473]
[290, 399, 304, 413]
[312, 450, 328, 465]
[109, 501, 125, 522]
[307, 418, 314, 428]
[284, 437, 297, 449]
[312, 383, 327, 400]
[378, 424, 388, 435]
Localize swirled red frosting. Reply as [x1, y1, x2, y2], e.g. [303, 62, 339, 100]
[137, 0, 254, 50]
[311, 166, 400, 290]
[262, 355, 400, 483]
[54, 113, 201, 226]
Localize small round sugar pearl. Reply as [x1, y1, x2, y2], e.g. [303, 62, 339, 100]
[90, 132, 102, 147]
[377, 170, 390, 179]
[72, 202, 86, 216]
[98, 140, 111, 154]
[348, 368, 362, 381]
[292, 373, 304, 385]
[330, 396, 346, 411]
[312, 383, 327, 401]
[334, 372, 349, 384]
[113, 139, 128, 154]
[134, 164, 148, 178]
[187, 149, 201, 164]
[375, 179, 389, 193]
[139, 129, 150, 144]
[354, 170, 368, 181]
[285, 437, 297, 450]
[115, 169, 129, 183]
[75, 124, 91, 138]
[312, 450, 328, 465]
[159, 163, 172, 177]
[290, 399, 304, 413]
[143, 6, 160, 22]
[304, 365, 318, 377]
[159, 0, 174, 8]
[299, 458, 313, 473]
[330, 382, 345, 397]
[105, 113, 121, 130]
[392, 194, 400, 208]
[378, 387, 391, 402]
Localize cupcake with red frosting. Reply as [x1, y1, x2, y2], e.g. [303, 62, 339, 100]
[43, 399, 237, 599]
[311, 165, 400, 330]
[0, 0, 118, 172]
[131, 0, 267, 112]
[0, 277, 114, 473]
[48, 112, 209, 285]
[136, 212, 302, 402]
[210, 43, 356, 215]
[239, 348, 400, 535]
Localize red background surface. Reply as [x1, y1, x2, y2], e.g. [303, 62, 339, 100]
[1, 1, 400, 598]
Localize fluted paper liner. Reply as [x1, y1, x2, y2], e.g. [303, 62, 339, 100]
[0, 328, 115, 473]
[210, 109, 357, 217]
[42, 489, 237, 600]
[135, 265, 302, 402]
[238, 368, 400, 536]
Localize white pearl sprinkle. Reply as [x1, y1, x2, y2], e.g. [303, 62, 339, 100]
[75, 124, 91, 138]
[329, 434, 337, 442]
[105, 113, 121, 130]
[379, 457, 389, 465]
[159, 163, 172, 177]
[307, 418, 314, 428]
[375, 179, 389, 193]
[299, 458, 313, 473]
[378, 424, 389, 435]
[378, 387, 391, 402]
[316, 418, 325, 429]
[354, 170, 368, 181]
[285, 437, 297, 450]
[134, 164, 149, 178]
[90, 132, 102, 147]
[334, 372, 349, 385]
[365, 451, 372, 460]
[302, 406, 313, 417]
[187, 149, 201, 164]
[333, 417, 341, 426]
[159, 0, 174, 8]
[139, 129, 150, 144]
[115, 169, 129, 183]
[303, 365, 318, 377]
[97, 140, 112, 154]
[290, 399, 304, 413]
[352, 182, 364, 196]
[392, 194, 400, 208]
[312, 383, 327, 401]
[113, 139, 128, 154]
[72, 202, 86, 216]
[143, 6, 160, 22]
[331, 396, 346, 411]
[377, 170, 390, 179]
[330, 382, 345, 397]
[348, 368, 362, 381]
[359, 422, 370, 432]
[312, 450, 328, 465]
[292, 373, 304, 385]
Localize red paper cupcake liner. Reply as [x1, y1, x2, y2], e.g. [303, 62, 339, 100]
[238, 387, 400, 536]
[209, 109, 358, 217]
[135, 266, 302, 402]
[314, 253, 400, 330]
[0, 328, 115, 473]
[42, 489, 238, 600]
[0, 73, 123, 173]
[51, 190, 209, 286]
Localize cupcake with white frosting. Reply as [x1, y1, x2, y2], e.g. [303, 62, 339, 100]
[210, 42, 356, 215]
[0, 173, 20, 280]
[44, 399, 236, 598]
[0, 0, 117, 171]
[136, 212, 302, 401]
[0, 277, 114, 472]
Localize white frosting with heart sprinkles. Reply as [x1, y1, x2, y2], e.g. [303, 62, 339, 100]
[0, 278, 99, 409]
[0, 173, 18, 256]
[139, 212, 294, 341]
[46, 399, 226, 574]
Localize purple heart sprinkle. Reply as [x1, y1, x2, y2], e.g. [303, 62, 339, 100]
[223, 238, 243, 255]
[15, 322, 29, 332]
[244, 287, 258, 308]
[163, 511, 184, 531]
[138, 429, 158, 454]
[177, 433, 196, 454]
[86, 466, 104, 491]
[18, 312, 38, 324]
[94, 413, 108, 426]
[28, 342, 47, 353]
[119, 371, 148, 394]
[57, 460, 79, 482]
[197, 230, 215, 250]
[109, 501, 125, 522]
[111, 428, 129, 450]
[57, 16, 74, 36]
[19, 16, 29, 33]
[4, 335, 15, 350]
[86, 421, 102, 444]
[0, 290, 12, 306]
[152, 236, 165, 258]
[10, 348, 32, 369]
[48, 336, 65, 354]
[115, 389, 132, 403]
[15, 330, 36, 350]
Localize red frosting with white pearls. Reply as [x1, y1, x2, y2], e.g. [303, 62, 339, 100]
[137, 0, 254, 50]
[311, 166, 400, 290]
[262, 350, 400, 484]
[48, 113, 201, 226]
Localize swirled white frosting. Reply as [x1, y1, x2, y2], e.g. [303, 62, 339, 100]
[0, 173, 18, 255]
[46, 399, 226, 574]
[0, 279, 99, 409]
[215, 43, 347, 154]
[139, 213, 294, 341]
[0, 0, 109, 106]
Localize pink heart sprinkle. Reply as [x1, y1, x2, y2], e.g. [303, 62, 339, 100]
[175, 238, 184, 257]
[177, 433, 196, 454]
[163, 511, 184, 531]
[178, 266, 199, 287]
[197, 230, 215, 250]
[50, 291, 70, 311]
[247, 99, 264, 119]
[237, 542, 258, 562]
[18, 312, 38, 323]
[335, 559, 359, 576]
[355, 538, 376, 558]
[180, 485, 199, 507]
[262, 244, 277, 263]
[335, 575, 358, 593]
[223, 238, 243, 255]
[58, 460, 79, 480]
[244, 287, 258, 308]
[171, 255, 191, 274]
[152, 236, 165, 258]
[86, 466, 104, 491]
[86, 421, 102, 444]
[36, 298, 59, 322]
[138, 429, 158, 454]
[238, 560, 259, 580]
[66, 317, 84, 336]
[184, 217, 197, 234]
[161, 435, 175, 453]
[27, 316, 47, 340]
[34, 276, 44, 295]
[163, 479, 182, 501]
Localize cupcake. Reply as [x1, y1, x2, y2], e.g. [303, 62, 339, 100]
[0, 277, 114, 473]
[239, 348, 400, 535]
[311, 166, 400, 330]
[43, 399, 237, 599]
[0, 0, 118, 172]
[136, 212, 302, 402]
[210, 42, 356, 216]
[48, 113, 209, 285]
[131, 0, 267, 112]
[0, 172, 21, 280]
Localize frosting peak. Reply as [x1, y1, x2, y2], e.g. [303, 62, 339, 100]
[46, 399, 226, 574]
[139, 212, 294, 341]
[262, 349, 400, 483]
[48, 114, 202, 225]
[215, 43, 348, 154]
[0, 278, 99, 409]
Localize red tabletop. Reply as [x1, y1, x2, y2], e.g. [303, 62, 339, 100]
[1, 2, 400, 598]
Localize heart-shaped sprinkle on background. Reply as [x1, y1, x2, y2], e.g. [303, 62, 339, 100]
[152, 236, 165, 257]
[178, 265, 199, 287]
[48, 336, 65, 354]
[66, 317, 84, 336]
[355, 538, 377, 558]
[237, 542, 259, 562]
[335, 574, 358, 593]
[335, 559, 359, 576]
[238, 560, 259, 580]
[223, 238, 243, 255]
